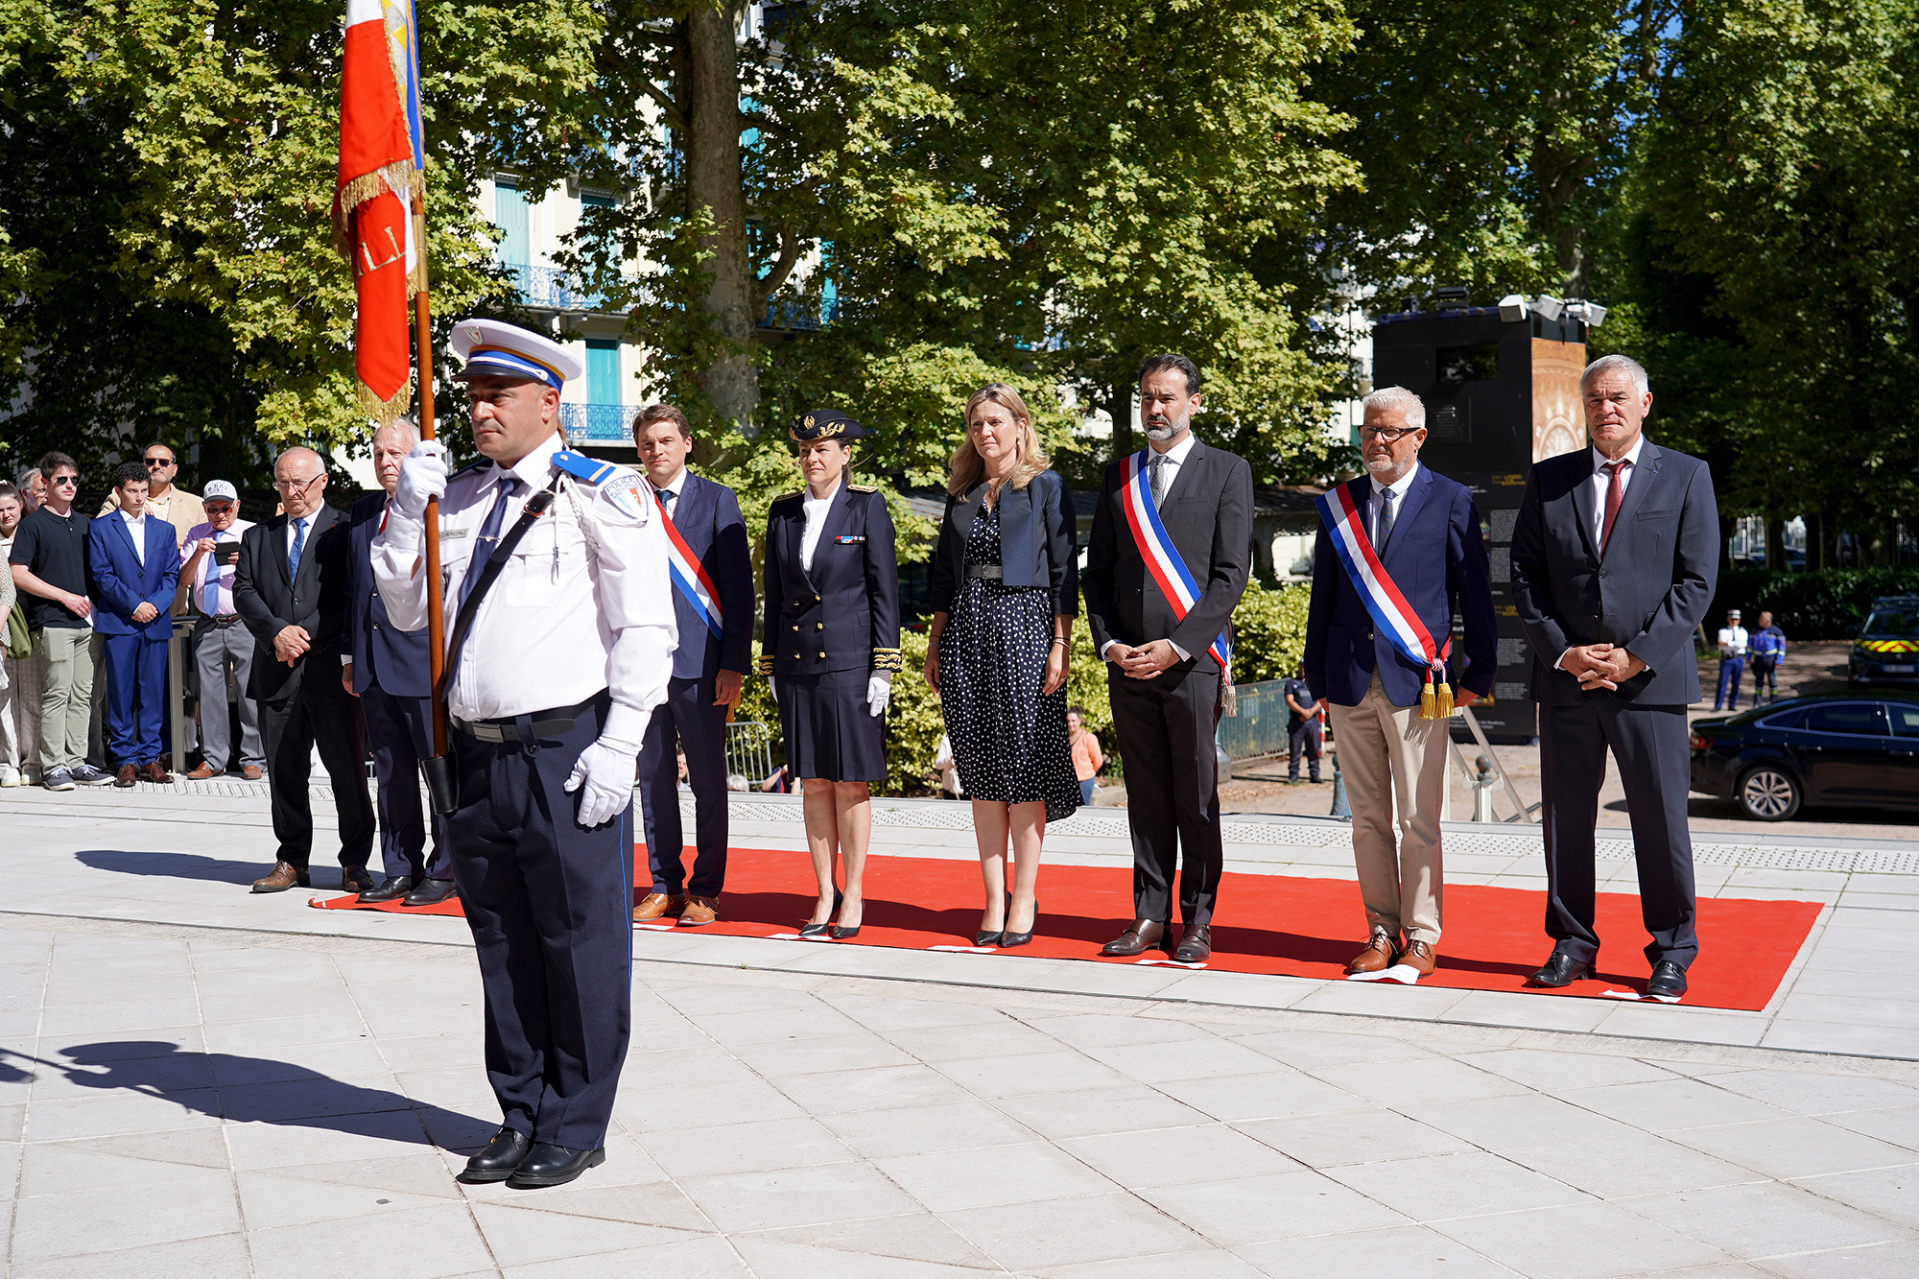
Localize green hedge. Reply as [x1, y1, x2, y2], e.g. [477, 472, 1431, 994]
[1712, 567, 1919, 639]
[737, 579, 1312, 796]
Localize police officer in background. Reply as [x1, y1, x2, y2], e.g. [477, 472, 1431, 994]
[373, 319, 677, 1190]
[760, 410, 901, 940]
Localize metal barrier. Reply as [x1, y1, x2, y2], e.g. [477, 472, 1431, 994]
[1214, 679, 1293, 761]
[725, 721, 775, 785]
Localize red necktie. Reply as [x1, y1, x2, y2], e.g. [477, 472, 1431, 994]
[1600, 459, 1630, 553]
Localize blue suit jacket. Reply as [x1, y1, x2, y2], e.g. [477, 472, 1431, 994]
[662, 473, 755, 681]
[928, 470, 1079, 617]
[344, 491, 432, 698]
[88, 513, 180, 639]
[1304, 467, 1499, 708]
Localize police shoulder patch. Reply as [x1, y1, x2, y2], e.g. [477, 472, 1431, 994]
[599, 471, 653, 524]
[551, 449, 623, 486]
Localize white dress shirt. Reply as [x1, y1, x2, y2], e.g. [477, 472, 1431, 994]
[1100, 431, 1202, 661]
[371, 433, 678, 733]
[651, 466, 689, 509]
[1369, 462, 1420, 547]
[119, 509, 148, 567]
[1718, 625, 1749, 658]
[800, 480, 841, 573]
[181, 519, 256, 616]
[1587, 434, 1646, 543]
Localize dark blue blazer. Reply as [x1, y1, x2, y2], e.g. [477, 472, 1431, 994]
[929, 470, 1079, 617]
[345, 492, 432, 699]
[760, 483, 901, 678]
[88, 513, 179, 640]
[661, 473, 755, 681]
[1304, 467, 1499, 708]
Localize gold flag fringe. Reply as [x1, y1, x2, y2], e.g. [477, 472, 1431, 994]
[331, 160, 418, 262]
[357, 374, 414, 427]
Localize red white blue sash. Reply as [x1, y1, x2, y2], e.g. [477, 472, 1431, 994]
[1314, 482, 1445, 675]
[654, 491, 724, 642]
[1118, 449, 1231, 669]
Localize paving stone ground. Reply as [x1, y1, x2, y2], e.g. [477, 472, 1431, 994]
[2, 784, 1917, 1276]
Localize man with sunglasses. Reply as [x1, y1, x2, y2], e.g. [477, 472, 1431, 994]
[99, 443, 206, 555]
[8, 453, 116, 790]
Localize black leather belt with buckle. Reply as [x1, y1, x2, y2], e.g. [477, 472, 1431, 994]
[201, 613, 242, 627]
[453, 697, 598, 744]
[964, 565, 1004, 580]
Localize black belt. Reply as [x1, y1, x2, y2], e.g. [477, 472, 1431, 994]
[964, 565, 1004, 580]
[453, 696, 599, 743]
[198, 613, 242, 627]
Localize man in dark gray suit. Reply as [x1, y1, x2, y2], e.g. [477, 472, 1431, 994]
[1509, 353, 1717, 1002]
[1083, 354, 1254, 964]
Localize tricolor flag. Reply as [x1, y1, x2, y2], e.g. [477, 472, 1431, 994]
[333, 0, 426, 422]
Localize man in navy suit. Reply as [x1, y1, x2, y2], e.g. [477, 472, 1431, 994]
[1509, 354, 1717, 1002]
[89, 462, 182, 785]
[629, 404, 754, 927]
[344, 421, 455, 906]
[1305, 387, 1497, 980]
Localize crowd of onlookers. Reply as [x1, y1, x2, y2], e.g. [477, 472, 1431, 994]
[2, 444, 262, 790]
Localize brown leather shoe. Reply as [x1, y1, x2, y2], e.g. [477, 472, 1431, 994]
[242, 765, 264, 781]
[632, 892, 685, 923]
[678, 896, 718, 926]
[187, 763, 221, 779]
[114, 764, 138, 788]
[1399, 940, 1437, 977]
[141, 761, 172, 784]
[251, 860, 310, 893]
[1101, 919, 1166, 957]
[1345, 930, 1401, 975]
[1173, 924, 1212, 964]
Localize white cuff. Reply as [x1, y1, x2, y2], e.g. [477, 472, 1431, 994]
[600, 702, 649, 751]
[1169, 640, 1191, 662]
[1554, 648, 1572, 671]
[1100, 640, 1120, 660]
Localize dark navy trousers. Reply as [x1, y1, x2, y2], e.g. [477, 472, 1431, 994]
[359, 679, 452, 882]
[449, 693, 632, 1152]
[635, 674, 730, 898]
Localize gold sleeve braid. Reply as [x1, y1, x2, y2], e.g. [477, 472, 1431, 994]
[757, 653, 777, 676]
[871, 647, 903, 673]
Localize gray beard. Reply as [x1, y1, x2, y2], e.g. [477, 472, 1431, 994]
[1145, 421, 1179, 442]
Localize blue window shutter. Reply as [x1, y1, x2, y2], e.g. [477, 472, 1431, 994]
[585, 339, 620, 405]
[495, 180, 529, 271]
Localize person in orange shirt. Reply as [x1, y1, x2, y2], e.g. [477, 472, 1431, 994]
[1068, 706, 1103, 807]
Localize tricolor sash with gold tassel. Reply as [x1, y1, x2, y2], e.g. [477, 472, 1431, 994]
[1314, 483, 1454, 720]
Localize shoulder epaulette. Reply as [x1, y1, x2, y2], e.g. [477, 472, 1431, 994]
[770, 489, 805, 505]
[551, 449, 633, 487]
[848, 483, 879, 494]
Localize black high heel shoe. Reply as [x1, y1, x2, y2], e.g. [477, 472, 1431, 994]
[831, 891, 861, 939]
[976, 889, 1012, 946]
[800, 889, 843, 938]
[1000, 899, 1039, 949]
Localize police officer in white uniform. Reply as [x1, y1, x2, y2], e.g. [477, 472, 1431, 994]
[373, 319, 676, 1189]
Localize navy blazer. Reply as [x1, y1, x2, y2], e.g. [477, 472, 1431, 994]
[1509, 440, 1717, 705]
[929, 470, 1079, 617]
[87, 513, 179, 640]
[345, 491, 432, 699]
[232, 503, 353, 704]
[1303, 467, 1499, 708]
[760, 482, 901, 678]
[659, 472, 756, 681]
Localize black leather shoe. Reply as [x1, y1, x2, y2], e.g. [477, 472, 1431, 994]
[1101, 919, 1166, 957]
[458, 1126, 531, 1183]
[1173, 924, 1212, 964]
[1528, 949, 1593, 987]
[1647, 961, 1688, 1002]
[358, 875, 415, 904]
[1000, 899, 1039, 949]
[974, 929, 1002, 947]
[507, 1143, 605, 1188]
[402, 878, 458, 907]
[341, 865, 374, 894]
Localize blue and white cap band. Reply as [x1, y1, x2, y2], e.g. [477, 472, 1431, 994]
[456, 345, 565, 389]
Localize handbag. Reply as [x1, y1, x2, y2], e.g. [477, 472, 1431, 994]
[4, 602, 28, 661]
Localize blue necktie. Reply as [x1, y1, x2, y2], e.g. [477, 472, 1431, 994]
[1375, 487, 1396, 553]
[459, 476, 521, 608]
[288, 517, 308, 579]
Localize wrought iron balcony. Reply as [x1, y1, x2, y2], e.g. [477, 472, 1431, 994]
[559, 403, 639, 443]
[501, 262, 610, 312]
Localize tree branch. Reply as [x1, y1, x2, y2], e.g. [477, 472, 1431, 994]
[639, 80, 686, 133]
[754, 225, 806, 307]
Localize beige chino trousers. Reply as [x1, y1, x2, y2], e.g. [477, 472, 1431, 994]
[1326, 670, 1448, 945]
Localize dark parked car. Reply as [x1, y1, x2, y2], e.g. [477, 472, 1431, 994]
[1690, 692, 1919, 821]
[1850, 594, 1919, 689]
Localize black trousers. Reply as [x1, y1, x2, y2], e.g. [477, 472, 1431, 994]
[259, 667, 375, 871]
[1749, 658, 1779, 705]
[636, 674, 729, 898]
[1538, 698, 1698, 969]
[1288, 718, 1322, 780]
[450, 693, 631, 1152]
[1108, 664, 1224, 929]
[360, 679, 452, 882]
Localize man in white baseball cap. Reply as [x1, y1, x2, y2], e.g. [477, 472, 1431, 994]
[180, 481, 264, 778]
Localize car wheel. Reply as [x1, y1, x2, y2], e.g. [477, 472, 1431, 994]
[1737, 764, 1801, 822]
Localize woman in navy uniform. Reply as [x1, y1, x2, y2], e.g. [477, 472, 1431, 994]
[759, 410, 901, 939]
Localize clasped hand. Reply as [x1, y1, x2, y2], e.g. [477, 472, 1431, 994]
[1108, 639, 1179, 679]
[1564, 643, 1645, 691]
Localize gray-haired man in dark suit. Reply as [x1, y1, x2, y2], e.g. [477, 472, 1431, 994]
[1509, 353, 1718, 1002]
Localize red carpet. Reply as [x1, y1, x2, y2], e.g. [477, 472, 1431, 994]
[314, 846, 1822, 1011]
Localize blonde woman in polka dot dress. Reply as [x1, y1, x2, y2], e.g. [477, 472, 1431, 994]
[923, 384, 1081, 948]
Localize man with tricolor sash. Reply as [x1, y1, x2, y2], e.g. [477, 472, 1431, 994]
[1083, 354, 1254, 966]
[1304, 386, 1498, 983]
[629, 403, 755, 929]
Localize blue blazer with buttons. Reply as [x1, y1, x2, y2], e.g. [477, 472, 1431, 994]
[760, 483, 901, 678]
[928, 469, 1079, 617]
[1303, 467, 1499, 709]
[345, 491, 431, 699]
[87, 512, 180, 640]
[661, 473, 756, 682]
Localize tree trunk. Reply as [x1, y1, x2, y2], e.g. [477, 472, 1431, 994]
[686, 0, 756, 431]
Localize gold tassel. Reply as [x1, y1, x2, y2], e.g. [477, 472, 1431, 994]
[1437, 680, 1454, 718]
[1420, 673, 1437, 720]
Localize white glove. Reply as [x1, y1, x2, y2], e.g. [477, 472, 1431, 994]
[767, 676, 777, 703]
[866, 671, 893, 717]
[564, 735, 639, 827]
[391, 440, 449, 522]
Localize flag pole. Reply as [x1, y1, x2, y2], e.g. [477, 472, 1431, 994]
[416, 287, 449, 760]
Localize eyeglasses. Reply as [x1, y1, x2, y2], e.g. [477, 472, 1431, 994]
[144, 457, 175, 468]
[1358, 426, 1420, 442]
[49, 475, 79, 488]
[273, 474, 323, 493]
